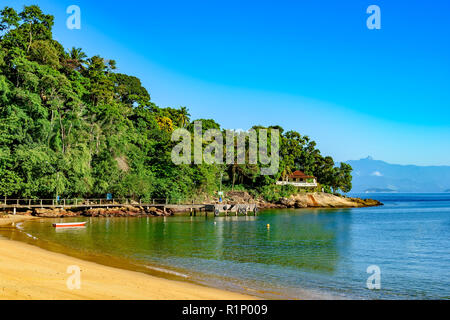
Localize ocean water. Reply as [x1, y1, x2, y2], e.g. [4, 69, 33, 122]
[10, 193, 450, 299]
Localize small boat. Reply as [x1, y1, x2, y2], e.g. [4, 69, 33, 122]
[52, 222, 87, 228]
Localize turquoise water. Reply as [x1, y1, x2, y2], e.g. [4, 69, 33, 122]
[15, 193, 450, 299]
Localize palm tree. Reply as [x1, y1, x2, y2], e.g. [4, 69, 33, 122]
[66, 47, 88, 71]
[280, 163, 293, 181]
[178, 106, 190, 128]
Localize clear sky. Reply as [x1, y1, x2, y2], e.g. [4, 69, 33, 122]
[4, 0, 450, 165]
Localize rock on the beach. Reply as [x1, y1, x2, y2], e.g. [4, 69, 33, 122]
[281, 192, 382, 208]
[81, 206, 173, 217]
[33, 208, 77, 217]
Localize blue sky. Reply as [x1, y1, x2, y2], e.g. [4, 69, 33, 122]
[4, 0, 450, 165]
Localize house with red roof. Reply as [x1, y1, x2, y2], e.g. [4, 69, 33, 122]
[276, 170, 318, 187]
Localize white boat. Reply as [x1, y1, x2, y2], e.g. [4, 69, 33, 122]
[52, 222, 87, 228]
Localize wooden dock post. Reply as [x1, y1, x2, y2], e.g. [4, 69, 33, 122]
[40, 199, 43, 208]
[13, 207, 16, 215]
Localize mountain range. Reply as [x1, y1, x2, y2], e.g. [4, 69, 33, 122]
[345, 157, 450, 193]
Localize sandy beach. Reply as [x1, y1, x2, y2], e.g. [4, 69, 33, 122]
[0, 214, 37, 227]
[0, 216, 255, 300]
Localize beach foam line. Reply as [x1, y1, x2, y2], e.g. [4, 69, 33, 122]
[145, 265, 189, 278]
[13, 222, 38, 239]
[24, 232, 38, 240]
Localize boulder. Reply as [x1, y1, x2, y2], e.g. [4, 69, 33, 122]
[33, 208, 71, 217]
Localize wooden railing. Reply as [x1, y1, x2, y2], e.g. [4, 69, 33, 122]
[0, 198, 209, 207]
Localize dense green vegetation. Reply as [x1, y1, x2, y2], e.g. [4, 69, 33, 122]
[0, 5, 352, 202]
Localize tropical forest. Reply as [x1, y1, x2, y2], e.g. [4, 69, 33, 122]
[0, 5, 352, 203]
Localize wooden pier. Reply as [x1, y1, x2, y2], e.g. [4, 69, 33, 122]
[0, 198, 258, 216]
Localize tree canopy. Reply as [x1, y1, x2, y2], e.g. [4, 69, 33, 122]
[0, 5, 352, 201]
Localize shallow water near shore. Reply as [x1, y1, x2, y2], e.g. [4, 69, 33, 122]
[3, 193, 450, 299]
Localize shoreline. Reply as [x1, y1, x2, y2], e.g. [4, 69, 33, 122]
[269, 192, 383, 209]
[0, 192, 383, 218]
[0, 217, 256, 300]
[0, 195, 381, 301]
[0, 214, 37, 227]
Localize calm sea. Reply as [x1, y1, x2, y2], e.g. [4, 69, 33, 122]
[9, 193, 450, 299]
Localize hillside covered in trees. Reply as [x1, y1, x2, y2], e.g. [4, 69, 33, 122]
[0, 5, 352, 202]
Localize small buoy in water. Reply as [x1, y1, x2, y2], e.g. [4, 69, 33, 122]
[267, 224, 270, 229]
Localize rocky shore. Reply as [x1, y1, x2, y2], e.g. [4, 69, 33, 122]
[5, 206, 174, 218]
[195, 191, 382, 210]
[276, 192, 382, 209]
[1, 192, 382, 218]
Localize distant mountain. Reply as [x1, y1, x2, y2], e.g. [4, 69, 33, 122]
[345, 157, 450, 193]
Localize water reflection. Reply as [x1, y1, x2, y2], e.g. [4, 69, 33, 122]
[55, 226, 87, 233]
[2, 194, 449, 299]
[14, 211, 343, 275]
